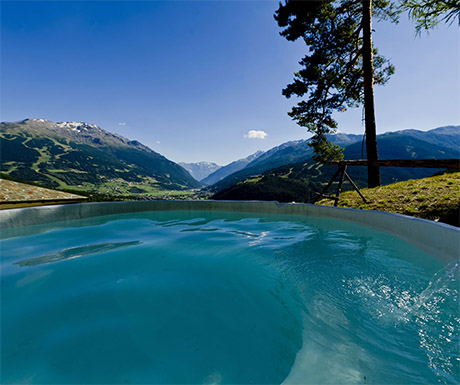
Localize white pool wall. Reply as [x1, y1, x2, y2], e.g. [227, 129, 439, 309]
[1, 200, 459, 263]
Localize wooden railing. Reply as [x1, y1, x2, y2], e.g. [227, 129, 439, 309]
[328, 159, 460, 169]
[313, 159, 460, 206]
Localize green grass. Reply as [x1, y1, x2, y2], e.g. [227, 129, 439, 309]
[318, 172, 460, 226]
[245, 176, 263, 184]
[0, 172, 206, 204]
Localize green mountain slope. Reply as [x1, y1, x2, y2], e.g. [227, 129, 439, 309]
[211, 161, 357, 203]
[210, 126, 459, 193]
[212, 126, 459, 203]
[209, 134, 363, 193]
[0, 119, 202, 194]
[201, 151, 264, 186]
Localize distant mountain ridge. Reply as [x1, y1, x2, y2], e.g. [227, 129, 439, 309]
[0, 119, 202, 194]
[209, 133, 364, 192]
[201, 150, 264, 186]
[2, 119, 457, 198]
[179, 161, 221, 182]
[210, 126, 460, 194]
[382, 126, 460, 152]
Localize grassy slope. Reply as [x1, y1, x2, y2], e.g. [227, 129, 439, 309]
[318, 172, 460, 227]
[211, 161, 365, 203]
[0, 173, 199, 202]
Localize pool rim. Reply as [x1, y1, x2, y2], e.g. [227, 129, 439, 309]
[1, 200, 458, 263]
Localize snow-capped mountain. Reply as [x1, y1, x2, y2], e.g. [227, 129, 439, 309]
[178, 161, 222, 182]
[0, 118, 202, 193]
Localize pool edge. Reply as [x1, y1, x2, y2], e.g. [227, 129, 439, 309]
[1, 200, 458, 262]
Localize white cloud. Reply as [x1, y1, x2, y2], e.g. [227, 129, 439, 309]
[244, 130, 268, 139]
[155, 140, 161, 144]
[118, 122, 126, 126]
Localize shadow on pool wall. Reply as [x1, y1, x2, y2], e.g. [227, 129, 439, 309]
[1, 200, 458, 263]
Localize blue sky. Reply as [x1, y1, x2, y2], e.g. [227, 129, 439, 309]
[1, 1, 459, 165]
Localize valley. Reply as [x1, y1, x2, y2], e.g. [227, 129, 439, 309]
[1, 119, 458, 205]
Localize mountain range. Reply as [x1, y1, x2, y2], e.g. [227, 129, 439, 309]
[178, 161, 221, 182]
[211, 126, 459, 202]
[206, 134, 360, 193]
[0, 119, 201, 195]
[201, 151, 264, 186]
[187, 136, 358, 188]
[208, 126, 459, 194]
[1, 119, 458, 200]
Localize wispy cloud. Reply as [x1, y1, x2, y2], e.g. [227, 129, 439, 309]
[118, 122, 126, 126]
[244, 130, 268, 139]
[155, 140, 161, 144]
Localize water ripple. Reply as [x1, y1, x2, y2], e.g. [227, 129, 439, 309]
[14, 241, 142, 267]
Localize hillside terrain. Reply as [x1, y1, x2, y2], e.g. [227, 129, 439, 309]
[0, 178, 88, 209]
[2, 119, 457, 201]
[318, 171, 460, 227]
[212, 161, 364, 202]
[208, 133, 366, 192]
[201, 151, 264, 186]
[210, 126, 459, 196]
[0, 119, 202, 194]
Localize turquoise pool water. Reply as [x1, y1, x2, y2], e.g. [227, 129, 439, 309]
[1, 210, 459, 384]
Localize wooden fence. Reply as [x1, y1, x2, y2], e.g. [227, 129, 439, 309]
[313, 159, 460, 206]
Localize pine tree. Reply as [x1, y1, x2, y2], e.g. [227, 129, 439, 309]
[400, 0, 459, 34]
[275, 0, 399, 187]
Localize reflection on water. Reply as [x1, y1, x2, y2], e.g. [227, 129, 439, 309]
[14, 241, 142, 267]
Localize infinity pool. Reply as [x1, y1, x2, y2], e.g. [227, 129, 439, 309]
[1, 210, 459, 384]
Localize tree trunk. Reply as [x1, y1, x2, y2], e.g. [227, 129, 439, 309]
[362, 0, 381, 187]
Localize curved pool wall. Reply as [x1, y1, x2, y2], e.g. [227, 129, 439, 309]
[1, 200, 458, 263]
